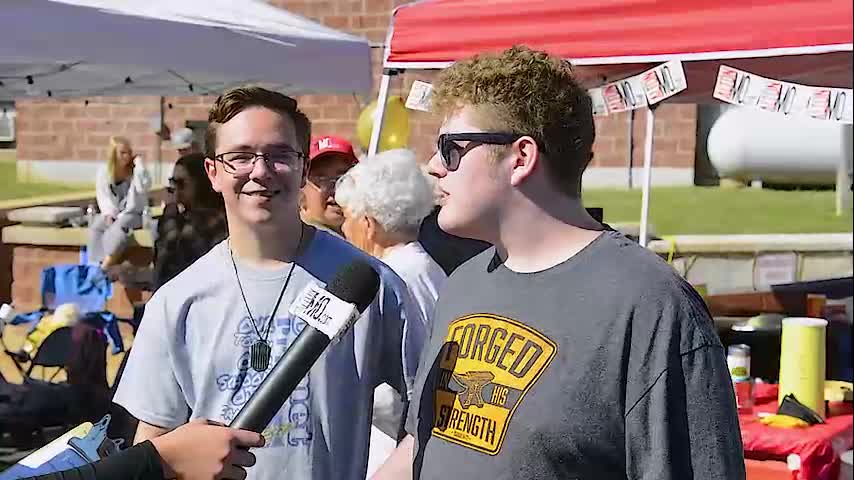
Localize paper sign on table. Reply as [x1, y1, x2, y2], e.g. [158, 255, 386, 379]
[405, 80, 434, 112]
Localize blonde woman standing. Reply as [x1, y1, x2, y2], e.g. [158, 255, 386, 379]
[88, 136, 151, 268]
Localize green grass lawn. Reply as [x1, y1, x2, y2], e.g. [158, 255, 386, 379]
[0, 157, 850, 234]
[584, 186, 853, 235]
[0, 160, 91, 202]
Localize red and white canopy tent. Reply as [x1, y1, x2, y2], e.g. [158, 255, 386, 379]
[370, 0, 853, 245]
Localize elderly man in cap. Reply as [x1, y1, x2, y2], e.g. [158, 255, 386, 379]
[299, 135, 359, 236]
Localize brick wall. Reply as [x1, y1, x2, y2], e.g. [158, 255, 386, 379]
[14, 0, 697, 177]
[15, 95, 216, 181]
[9, 244, 151, 317]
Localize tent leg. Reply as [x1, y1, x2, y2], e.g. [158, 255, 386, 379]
[639, 104, 658, 247]
[155, 96, 164, 184]
[368, 70, 396, 156]
[836, 126, 853, 216]
[627, 110, 635, 189]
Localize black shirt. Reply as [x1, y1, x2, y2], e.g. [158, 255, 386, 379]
[153, 204, 227, 290]
[23, 441, 163, 480]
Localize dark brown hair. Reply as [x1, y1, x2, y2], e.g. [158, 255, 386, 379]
[205, 86, 311, 159]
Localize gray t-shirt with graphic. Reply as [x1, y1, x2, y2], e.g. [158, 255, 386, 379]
[114, 230, 428, 480]
[407, 230, 745, 480]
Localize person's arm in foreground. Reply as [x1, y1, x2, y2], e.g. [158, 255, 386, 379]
[134, 419, 170, 445]
[370, 434, 414, 480]
[22, 419, 264, 480]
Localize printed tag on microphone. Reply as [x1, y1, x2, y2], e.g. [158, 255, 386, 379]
[714, 65, 853, 124]
[405, 80, 434, 112]
[290, 283, 359, 342]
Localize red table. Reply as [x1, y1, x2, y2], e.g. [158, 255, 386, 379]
[740, 384, 853, 480]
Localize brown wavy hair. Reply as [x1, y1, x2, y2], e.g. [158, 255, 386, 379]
[205, 86, 311, 159]
[432, 46, 595, 197]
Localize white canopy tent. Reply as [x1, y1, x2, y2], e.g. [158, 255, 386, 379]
[0, 0, 373, 99]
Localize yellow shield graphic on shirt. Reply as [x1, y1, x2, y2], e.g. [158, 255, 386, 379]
[431, 313, 557, 455]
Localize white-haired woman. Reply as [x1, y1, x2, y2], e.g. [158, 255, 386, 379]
[88, 136, 151, 268]
[335, 149, 446, 469]
[335, 148, 446, 323]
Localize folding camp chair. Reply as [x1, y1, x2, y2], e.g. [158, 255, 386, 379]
[24, 326, 73, 383]
[7, 264, 125, 354]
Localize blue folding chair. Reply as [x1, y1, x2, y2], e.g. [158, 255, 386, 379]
[9, 264, 125, 354]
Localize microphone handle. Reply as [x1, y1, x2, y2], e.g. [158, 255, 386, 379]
[230, 327, 331, 432]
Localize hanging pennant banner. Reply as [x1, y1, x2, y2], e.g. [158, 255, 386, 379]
[642, 61, 688, 104]
[595, 60, 688, 115]
[588, 87, 609, 116]
[602, 75, 648, 114]
[713, 65, 853, 124]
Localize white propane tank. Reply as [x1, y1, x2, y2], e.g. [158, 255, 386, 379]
[707, 107, 852, 186]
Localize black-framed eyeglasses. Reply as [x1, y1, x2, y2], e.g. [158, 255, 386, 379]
[308, 174, 344, 192]
[214, 149, 306, 176]
[437, 132, 522, 171]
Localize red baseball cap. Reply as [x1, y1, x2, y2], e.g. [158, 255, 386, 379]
[309, 135, 358, 164]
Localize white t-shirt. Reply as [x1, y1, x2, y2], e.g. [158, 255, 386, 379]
[114, 230, 428, 480]
[368, 241, 446, 476]
[94, 162, 151, 217]
[382, 241, 447, 325]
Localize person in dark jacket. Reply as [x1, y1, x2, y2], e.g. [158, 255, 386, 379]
[22, 419, 264, 480]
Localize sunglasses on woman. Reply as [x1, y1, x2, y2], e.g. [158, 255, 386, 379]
[166, 177, 186, 194]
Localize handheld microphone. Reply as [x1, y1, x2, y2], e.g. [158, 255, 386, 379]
[229, 260, 380, 432]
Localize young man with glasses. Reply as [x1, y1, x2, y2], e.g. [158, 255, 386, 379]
[300, 135, 359, 237]
[114, 86, 428, 479]
[373, 46, 744, 480]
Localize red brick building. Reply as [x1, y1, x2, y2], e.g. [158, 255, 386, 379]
[14, 0, 698, 187]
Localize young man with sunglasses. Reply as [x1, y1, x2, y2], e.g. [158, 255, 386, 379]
[114, 87, 428, 479]
[373, 46, 744, 480]
[300, 135, 359, 237]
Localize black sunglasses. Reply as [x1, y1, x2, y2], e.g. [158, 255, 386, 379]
[437, 133, 522, 171]
[166, 177, 186, 194]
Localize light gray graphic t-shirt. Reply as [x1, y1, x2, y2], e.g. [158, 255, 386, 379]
[114, 230, 428, 480]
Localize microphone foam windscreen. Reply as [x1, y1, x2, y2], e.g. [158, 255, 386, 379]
[325, 260, 380, 313]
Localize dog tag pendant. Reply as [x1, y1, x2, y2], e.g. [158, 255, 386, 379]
[250, 340, 272, 372]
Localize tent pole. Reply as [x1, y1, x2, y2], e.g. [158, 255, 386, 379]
[627, 110, 635, 188]
[639, 104, 658, 247]
[368, 69, 397, 156]
[156, 96, 164, 185]
[836, 126, 853, 216]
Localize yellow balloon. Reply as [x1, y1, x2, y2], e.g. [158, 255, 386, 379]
[357, 96, 410, 152]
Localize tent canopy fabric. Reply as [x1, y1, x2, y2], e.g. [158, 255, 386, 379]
[0, 0, 373, 100]
[384, 0, 853, 103]
[375, 0, 854, 246]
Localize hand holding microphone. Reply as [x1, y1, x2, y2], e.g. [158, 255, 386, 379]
[152, 419, 265, 480]
[230, 260, 381, 432]
[8, 264, 380, 480]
